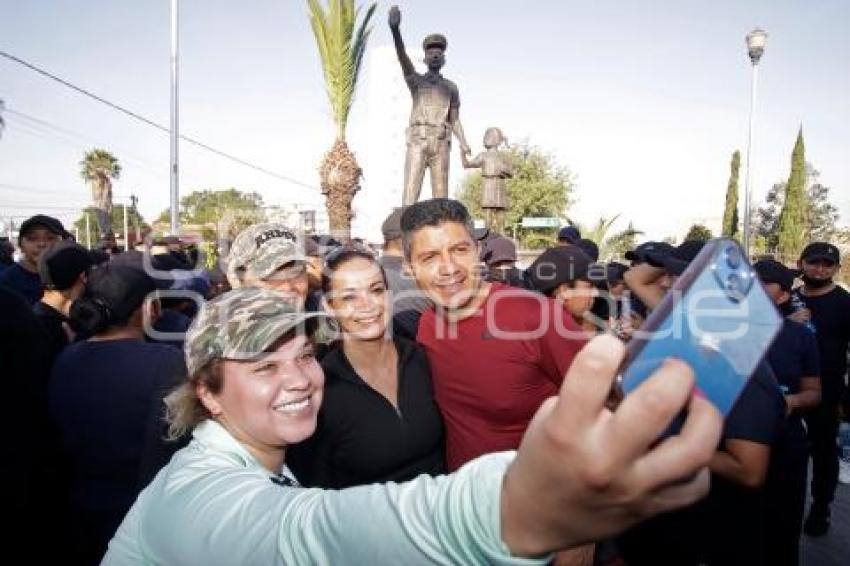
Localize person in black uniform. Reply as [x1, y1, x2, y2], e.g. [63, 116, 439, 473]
[287, 247, 445, 487]
[49, 264, 187, 564]
[33, 241, 94, 367]
[619, 241, 786, 565]
[754, 259, 821, 565]
[794, 243, 850, 535]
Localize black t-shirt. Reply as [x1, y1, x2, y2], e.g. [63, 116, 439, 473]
[723, 361, 785, 444]
[763, 317, 819, 473]
[796, 285, 850, 401]
[0, 262, 43, 304]
[287, 337, 445, 488]
[32, 301, 71, 369]
[765, 318, 820, 396]
[0, 286, 52, 512]
[48, 339, 187, 515]
[619, 363, 785, 565]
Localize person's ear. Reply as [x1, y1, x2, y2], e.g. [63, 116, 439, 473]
[196, 382, 222, 417]
[145, 297, 161, 325]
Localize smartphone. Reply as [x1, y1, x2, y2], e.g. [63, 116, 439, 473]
[616, 238, 782, 417]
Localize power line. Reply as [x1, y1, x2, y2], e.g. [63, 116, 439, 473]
[0, 49, 320, 192]
[5, 108, 163, 172]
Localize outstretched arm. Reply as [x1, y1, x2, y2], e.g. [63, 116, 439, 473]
[388, 6, 415, 78]
[623, 262, 667, 310]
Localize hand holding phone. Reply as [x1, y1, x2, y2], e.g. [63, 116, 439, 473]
[616, 238, 782, 417]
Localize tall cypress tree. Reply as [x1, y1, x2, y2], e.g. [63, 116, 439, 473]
[776, 127, 808, 259]
[721, 150, 741, 238]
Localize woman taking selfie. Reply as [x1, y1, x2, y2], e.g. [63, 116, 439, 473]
[103, 286, 723, 565]
[287, 246, 445, 487]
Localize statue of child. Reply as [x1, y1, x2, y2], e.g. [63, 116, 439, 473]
[461, 127, 512, 233]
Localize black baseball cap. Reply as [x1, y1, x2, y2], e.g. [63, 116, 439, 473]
[18, 214, 69, 241]
[81, 264, 156, 323]
[527, 246, 593, 295]
[800, 242, 840, 264]
[557, 226, 581, 244]
[482, 236, 517, 266]
[753, 259, 796, 292]
[576, 239, 599, 262]
[38, 240, 94, 291]
[651, 240, 705, 276]
[625, 241, 675, 264]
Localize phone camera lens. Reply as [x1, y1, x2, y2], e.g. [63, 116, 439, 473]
[725, 246, 741, 269]
[726, 272, 742, 296]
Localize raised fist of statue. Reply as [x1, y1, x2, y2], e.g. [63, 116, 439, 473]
[388, 5, 401, 28]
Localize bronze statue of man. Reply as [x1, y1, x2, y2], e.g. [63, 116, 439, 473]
[389, 5, 471, 205]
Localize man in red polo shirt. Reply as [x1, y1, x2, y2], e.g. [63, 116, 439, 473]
[401, 199, 588, 472]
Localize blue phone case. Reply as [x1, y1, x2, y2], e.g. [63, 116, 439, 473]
[618, 238, 782, 417]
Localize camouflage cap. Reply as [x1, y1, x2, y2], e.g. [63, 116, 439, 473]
[184, 287, 328, 376]
[226, 223, 305, 287]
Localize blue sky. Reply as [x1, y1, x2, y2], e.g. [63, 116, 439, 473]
[1, 0, 848, 241]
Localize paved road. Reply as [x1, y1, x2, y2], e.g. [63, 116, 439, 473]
[801, 480, 849, 565]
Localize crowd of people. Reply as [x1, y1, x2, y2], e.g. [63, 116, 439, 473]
[1, 200, 848, 565]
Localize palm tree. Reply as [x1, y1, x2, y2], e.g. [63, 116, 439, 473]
[80, 148, 121, 238]
[306, 0, 376, 241]
[567, 214, 643, 261]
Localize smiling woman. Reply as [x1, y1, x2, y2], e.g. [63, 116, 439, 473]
[286, 246, 446, 488]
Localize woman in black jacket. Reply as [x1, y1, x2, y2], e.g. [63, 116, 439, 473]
[287, 246, 445, 488]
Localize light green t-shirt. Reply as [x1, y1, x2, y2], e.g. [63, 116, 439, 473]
[102, 420, 550, 565]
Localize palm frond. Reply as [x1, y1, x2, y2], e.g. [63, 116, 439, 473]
[306, 0, 376, 140]
[79, 148, 121, 181]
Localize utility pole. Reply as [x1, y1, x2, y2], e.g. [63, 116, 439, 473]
[169, 0, 180, 235]
[123, 201, 129, 251]
[85, 211, 91, 249]
[130, 193, 141, 243]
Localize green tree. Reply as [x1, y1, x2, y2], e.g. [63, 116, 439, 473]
[754, 162, 839, 252]
[602, 221, 642, 260]
[805, 168, 840, 242]
[80, 148, 121, 236]
[753, 181, 783, 252]
[684, 224, 713, 241]
[74, 204, 147, 249]
[307, 0, 376, 242]
[721, 150, 741, 238]
[776, 128, 808, 260]
[457, 141, 573, 249]
[157, 188, 266, 239]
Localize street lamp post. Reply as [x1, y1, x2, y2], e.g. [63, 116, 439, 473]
[742, 27, 767, 258]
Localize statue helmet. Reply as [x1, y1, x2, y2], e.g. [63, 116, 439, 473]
[422, 33, 447, 51]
